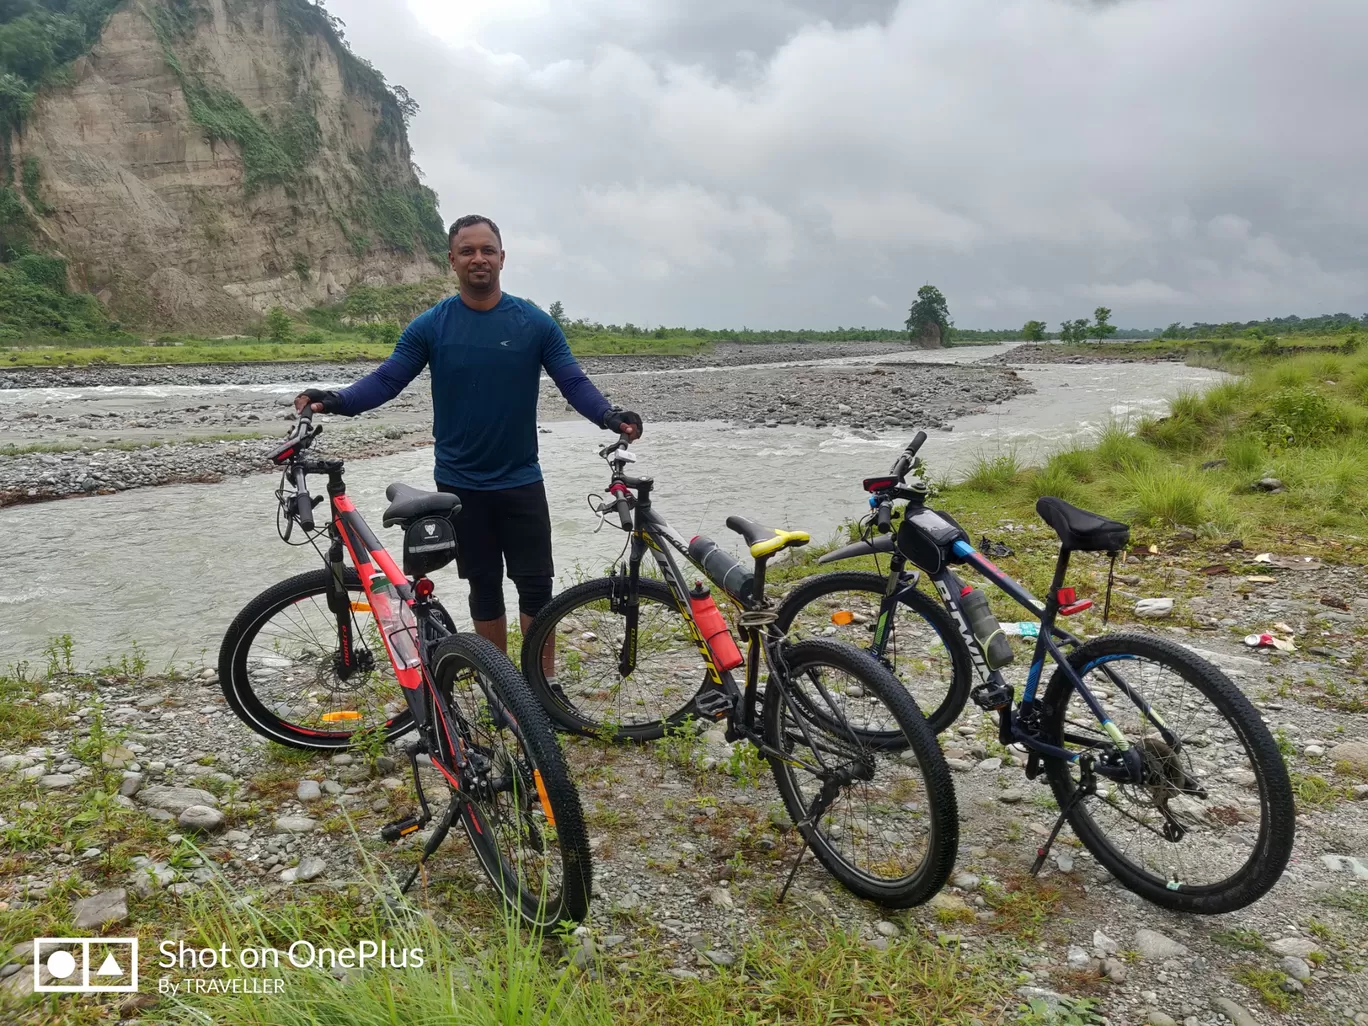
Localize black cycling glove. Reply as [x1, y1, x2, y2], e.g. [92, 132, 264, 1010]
[602, 406, 643, 437]
[298, 388, 342, 414]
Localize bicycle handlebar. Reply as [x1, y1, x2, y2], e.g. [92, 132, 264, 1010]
[875, 501, 893, 534]
[887, 430, 928, 481]
[293, 464, 315, 531]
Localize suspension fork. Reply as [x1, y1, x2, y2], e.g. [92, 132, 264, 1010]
[323, 526, 359, 677]
[616, 532, 647, 676]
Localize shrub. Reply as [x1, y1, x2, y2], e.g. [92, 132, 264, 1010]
[961, 449, 1021, 492]
[265, 306, 294, 343]
[1093, 420, 1153, 471]
[1122, 465, 1215, 528]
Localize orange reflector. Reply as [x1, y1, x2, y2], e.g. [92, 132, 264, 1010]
[350, 602, 371, 613]
[321, 711, 363, 722]
[533, 769, 557, 827]
[831, 610, 855, 626]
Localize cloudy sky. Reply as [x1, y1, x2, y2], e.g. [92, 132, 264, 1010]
[324, 0, 1366, 331]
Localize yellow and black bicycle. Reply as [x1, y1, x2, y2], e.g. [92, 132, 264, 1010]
[520, 434, 958, 906]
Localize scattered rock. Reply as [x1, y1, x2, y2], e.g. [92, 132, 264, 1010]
[706, 887, 733, 909]
[1134, 929, 1189, 960]
[1135, 598, 1175, 619]
[977, 757, 1002, 772]
[118, 773, 144, 797]
[273, 816, 318, 834]
[951, 872, 980, 890]
[1268, 936, 1322, 959]
[997, 789, 1026, 804]
[1146, 1011, 1179, 1026]
[178, 806, 225, 832]
[71, 889, 128, 929]
[875, 921, 901, 938]
[1327, 741, 1368, 774]
[704, 949, 736, 967]
[39, 774, 76, 789]
[296, 780, 322, 803]
[1253, 478, 1285, 492]
[1102, 957, 1127, 982]
[1210, 996, 1257, 1026]
[1278, 956, 1311, 983]
[1093, 930, 1118, 955]
[137, 786, 219, 814]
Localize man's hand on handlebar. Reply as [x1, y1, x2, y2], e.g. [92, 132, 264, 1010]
[603, 406, 643, 441]
[294, 388, 341, 415]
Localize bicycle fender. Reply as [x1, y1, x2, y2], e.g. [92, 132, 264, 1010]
[816, 533, 897, 564]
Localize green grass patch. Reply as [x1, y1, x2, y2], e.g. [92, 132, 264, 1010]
[1236, 966, 1296, 1012]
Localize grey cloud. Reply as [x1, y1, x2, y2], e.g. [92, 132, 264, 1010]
[324, 0, 1367, 329]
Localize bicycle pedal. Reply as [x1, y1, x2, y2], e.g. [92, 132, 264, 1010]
[380, 814, 428, 843]
[970, 683, 1013, 710]
[691, 686, 735, 720]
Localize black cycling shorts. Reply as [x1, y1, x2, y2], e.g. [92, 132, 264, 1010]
[438, 480, 554, 620]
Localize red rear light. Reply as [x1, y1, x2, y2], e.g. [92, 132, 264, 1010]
[862, 476, 897, 492]
[415, 577, 435, 599]
[1057, 588, 1076, 604]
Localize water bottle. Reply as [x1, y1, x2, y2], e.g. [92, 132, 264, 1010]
[688, 583, 744, 672]
[368, 574, 421, 670]
[959, 586, 1015, 669]
[687, 536, 754, 602]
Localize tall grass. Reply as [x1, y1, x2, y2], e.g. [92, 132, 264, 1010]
[937, 347, 1368, 542]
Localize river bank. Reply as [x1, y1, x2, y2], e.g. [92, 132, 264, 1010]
[0, 346, 1030, 506]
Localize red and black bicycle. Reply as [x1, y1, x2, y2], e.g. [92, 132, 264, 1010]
[218, 408, 591, 926]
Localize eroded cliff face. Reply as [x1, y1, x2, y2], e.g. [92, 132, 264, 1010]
[10, 0, 444, 329]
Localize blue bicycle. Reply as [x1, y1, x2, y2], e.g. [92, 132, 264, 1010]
[779, 432, 1294, 913]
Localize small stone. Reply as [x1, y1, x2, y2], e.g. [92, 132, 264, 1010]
[178, 806, 225, 832]
[1318, 855, 1368, 880]
[977, 757, 1002, 771]
[1210, 996, 1257, 1026]
[1304, 744, 1325, 757]
[1268, 936, 1322, 958]
[1055, 853, 1074, 873]
[998, 789, 1026, 804]
[875, 921, 900, 938]
[166, 882, 200, 897]
[952, 872, 980, 890]
[294, 857, 326, 882]
[1253, 477, 1285, 492]
[1327, 741, 1368, 773]
[1280, 977, 1303, 994]
[223, 830, 250, 844]
[1147, 1011, 1179, 1026]
[1136, 598, 1175, 619]
[707, 887, 733, 909]
[1067, 945, 1091, 968]
[100, 746, 136, 769]
[1103, 957, 1127, 982]
[929, 893, 969, 913]
[39, 774, 76, 789]
[72, 889, 128, 929]
[1134, 929, 1189, 960]
[946, 759, 974, 772]
[274, 816, 318, 834]
[137, 786, 219, 814]
[1093, 929, 1118, 955]
[0, 755, 35, 772]
[704, 950, 735, 967]
[297, 780, 322, 803]
[118, 773, 144, 797]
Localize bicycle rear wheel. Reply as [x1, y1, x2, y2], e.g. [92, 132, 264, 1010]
[430, 634, 592, 927]
[218, 568, 414, 750]
[763, 638, 958, 907]
[1041, 633, 1294, 913]
[774, 570, 971, 735]
[520, 576, 718, 741]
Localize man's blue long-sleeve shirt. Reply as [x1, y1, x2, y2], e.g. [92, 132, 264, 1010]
[333, 294, 612, 489]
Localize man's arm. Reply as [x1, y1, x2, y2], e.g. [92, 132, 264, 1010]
[541, 320, 613, 426]
[330, 314, 432, 415]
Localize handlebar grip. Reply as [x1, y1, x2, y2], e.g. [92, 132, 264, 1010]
[906, 430, 927, 457]
[615, 497, 633, 530]
[294, 466, 315, 531]
[876, 501, 893, 534]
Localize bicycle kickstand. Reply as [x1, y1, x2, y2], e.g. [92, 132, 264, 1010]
[777, 778, 840, 903]
[1029, 756, 1096, 877]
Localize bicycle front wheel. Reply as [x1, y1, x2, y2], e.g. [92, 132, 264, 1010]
[520, 576, 722, 741]
[431, 634, 593, 927]
[763, 639, 959, 907]
[774, 570, 971, 734]
[218, 568, 414, 750]
[1042, 633, 1294, 913]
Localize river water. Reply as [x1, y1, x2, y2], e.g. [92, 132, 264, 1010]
[0, 353, 1225, 666]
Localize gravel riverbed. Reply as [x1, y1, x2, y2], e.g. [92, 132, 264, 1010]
[0, 346, 1030, 506]
[2, 538, 1365, 1024]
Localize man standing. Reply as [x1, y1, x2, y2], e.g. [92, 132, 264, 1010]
[296, 214, 642, 655]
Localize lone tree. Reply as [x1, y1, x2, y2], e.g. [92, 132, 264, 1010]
[1059, 317, 1092, 344]
[265, 306, 293, 344]
[1093, 307, 1117, 343]
[1022, 319, 1047, 342]
[548, 300, 565, 327]
[905, 285, 952, 348]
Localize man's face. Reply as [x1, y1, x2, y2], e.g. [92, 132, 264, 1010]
[449, 224, 505, 293]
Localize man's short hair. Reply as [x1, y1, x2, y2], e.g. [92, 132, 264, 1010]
[449, 215, 502, 248]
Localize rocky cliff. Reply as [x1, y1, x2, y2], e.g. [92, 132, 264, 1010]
[4, 0, 445, 330]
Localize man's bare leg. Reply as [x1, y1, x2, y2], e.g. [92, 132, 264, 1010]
[472, 614, 542, 666]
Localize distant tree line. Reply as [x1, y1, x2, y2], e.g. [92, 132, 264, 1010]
[1157, 313, 1368, 339]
